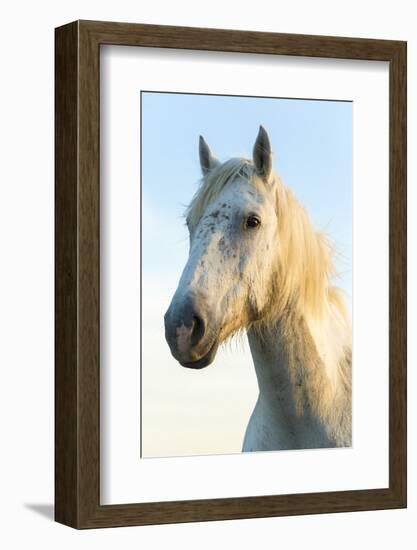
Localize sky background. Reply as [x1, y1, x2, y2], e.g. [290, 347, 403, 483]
[141, 91, 352, 458]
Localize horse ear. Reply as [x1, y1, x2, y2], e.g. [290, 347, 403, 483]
[199, 136, 220, 175]
[253, 125, 272, 180]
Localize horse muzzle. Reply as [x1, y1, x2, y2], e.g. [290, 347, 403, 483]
[164, 294, 219, 369]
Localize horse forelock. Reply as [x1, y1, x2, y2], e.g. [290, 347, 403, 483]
[186, 157, 254, 228]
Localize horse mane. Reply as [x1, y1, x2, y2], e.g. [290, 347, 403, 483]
[186, 157, 349, 327]
[272, 184, 344, 321]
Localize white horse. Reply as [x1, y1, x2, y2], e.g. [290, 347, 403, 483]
[164, 126, 352, 451]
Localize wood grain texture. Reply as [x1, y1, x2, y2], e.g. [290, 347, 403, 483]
[55, 20, 407, 529]
[388, 42, 407, 505]
[55, 21, 79, 527]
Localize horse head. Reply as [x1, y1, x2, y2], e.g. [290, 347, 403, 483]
[164, 126, 279, 368]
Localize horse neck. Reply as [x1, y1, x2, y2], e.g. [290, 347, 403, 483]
[247, 302, 352, 447]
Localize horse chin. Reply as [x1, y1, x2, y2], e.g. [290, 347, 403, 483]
[180, 340, 219, 370]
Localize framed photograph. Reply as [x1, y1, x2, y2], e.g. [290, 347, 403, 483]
[55, 20, 407, 528]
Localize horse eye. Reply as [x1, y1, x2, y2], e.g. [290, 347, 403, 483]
[246, 215, 261, 229]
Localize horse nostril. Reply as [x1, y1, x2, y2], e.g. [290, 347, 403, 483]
[191, 314, 205, 347]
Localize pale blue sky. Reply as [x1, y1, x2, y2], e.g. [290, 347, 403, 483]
[141, 91, 352, 301]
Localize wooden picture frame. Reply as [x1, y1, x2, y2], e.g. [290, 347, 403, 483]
[55, 20, 407, 529]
